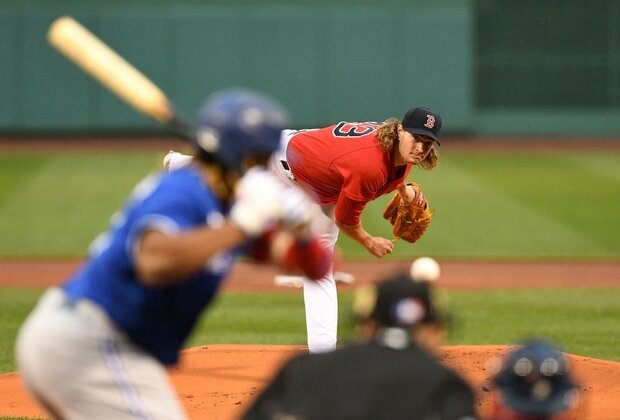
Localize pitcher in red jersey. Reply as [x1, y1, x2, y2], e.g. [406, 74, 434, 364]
[269, 107, 442, 353]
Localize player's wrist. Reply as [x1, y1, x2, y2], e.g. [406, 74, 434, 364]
[360, 233, 375, 250]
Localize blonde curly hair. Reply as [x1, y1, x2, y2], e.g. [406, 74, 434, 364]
[376, 118, 438, 170]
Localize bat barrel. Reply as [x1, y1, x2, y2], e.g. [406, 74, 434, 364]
[47, 16, 174, 124]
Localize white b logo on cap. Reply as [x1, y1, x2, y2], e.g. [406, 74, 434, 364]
[424, 115, 435, 129]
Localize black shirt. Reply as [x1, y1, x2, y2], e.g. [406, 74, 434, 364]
[243, 337, 477, 420]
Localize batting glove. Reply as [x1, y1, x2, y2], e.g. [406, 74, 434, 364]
[230, 167, 283, 236]
[278, 186, 312, 230]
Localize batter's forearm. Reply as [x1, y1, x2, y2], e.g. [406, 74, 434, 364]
[135, 223, 246, 285]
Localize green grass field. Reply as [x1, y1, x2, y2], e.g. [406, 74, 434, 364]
[0, 152, 163, 257]
[1, 287, 619, 375]
[0, 149, 619, 259]
[195, 288, 620, 362]
[348, 151, 620, 260]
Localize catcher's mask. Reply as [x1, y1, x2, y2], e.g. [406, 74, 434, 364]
[491, 339, 579, 419]
[195, 88, 290, 174]
[353, 272, 440, 329]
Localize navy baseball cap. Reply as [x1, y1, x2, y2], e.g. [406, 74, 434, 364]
[493, 339, 577, 415]
[402, 107, 442, 145]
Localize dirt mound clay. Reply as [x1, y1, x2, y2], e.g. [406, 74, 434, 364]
[2, 259, 619, 289]
[1, 345, 618, 419]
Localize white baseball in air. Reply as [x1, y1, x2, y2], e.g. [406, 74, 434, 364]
[410, 257, 441, 282]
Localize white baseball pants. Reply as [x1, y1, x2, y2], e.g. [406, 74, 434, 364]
[270, 130, 340, 353]
[15, 288, 187, 420]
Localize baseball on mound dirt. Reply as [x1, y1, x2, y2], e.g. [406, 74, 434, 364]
[410, 257, 440, 282]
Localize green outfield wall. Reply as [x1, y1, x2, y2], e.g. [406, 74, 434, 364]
[1, 0, 619, 136]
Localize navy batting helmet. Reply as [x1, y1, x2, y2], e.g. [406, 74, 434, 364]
[195, 88, 290, 173]
[492, 339, 578, 417]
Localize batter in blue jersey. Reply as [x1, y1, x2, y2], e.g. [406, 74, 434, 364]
[64, 167, 234, 365]
[16, 89, 330, 420]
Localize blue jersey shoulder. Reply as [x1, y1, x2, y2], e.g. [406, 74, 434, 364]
[63, 168, 233, 365]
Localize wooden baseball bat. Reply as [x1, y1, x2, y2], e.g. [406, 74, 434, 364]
[47, 16, 193, 139]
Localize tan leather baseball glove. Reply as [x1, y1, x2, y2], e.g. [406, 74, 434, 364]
[382, 182, 432, 243]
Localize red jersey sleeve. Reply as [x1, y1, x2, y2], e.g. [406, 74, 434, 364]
[332, 150, 388, 226]
[334, 194, 367, 226]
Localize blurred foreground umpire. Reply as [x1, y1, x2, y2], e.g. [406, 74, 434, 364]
[242, 272, 477, 420]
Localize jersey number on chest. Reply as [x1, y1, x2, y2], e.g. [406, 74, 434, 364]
[332, 122, 378, 138]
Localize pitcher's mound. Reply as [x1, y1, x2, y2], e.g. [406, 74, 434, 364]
[1, 345, 619, 419]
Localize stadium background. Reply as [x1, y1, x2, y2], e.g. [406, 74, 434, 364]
[3, 0, 620, 136]
[1, 1, 619, 419]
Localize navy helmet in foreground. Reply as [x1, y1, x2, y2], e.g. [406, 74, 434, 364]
[492, 338, 579, 418]
[195, 88, 290, 173]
